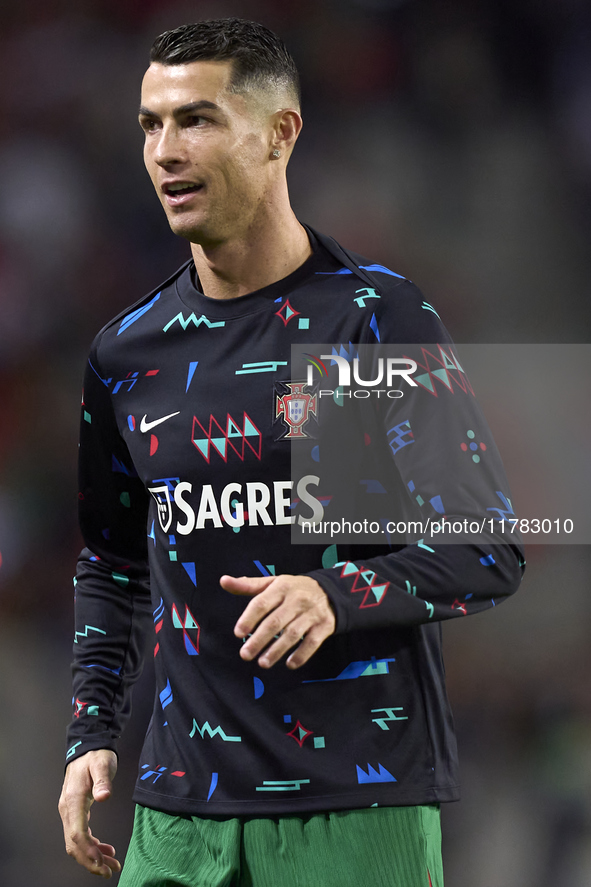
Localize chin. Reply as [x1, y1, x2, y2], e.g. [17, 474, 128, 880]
[167, 215, 206, 243]
[168, 215, 230, 248]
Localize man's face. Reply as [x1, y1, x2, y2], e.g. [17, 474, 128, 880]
[139, 60, 273, 246]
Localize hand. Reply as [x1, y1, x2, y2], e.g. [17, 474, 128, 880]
[58, 749, 121, 879]
[220, 573, 336, 669]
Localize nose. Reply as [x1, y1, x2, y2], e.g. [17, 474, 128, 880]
[152, 123, 187, 168]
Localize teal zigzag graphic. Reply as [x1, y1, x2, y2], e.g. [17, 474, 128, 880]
[74, 624, 107, 644]
[163, 313, 226, 332]
[189, 719, 241, 742]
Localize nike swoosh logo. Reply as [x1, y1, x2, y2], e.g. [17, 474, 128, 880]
[140, 411, 180, 433]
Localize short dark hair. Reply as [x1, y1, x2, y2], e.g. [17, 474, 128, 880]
[150, 18, 301, 107]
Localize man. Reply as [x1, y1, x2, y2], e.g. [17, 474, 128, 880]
[59, 18, 524, 886]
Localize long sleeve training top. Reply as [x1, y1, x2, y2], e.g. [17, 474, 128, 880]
[66, 227, 524, 815]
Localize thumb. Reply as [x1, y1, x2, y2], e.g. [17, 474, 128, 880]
[92, 779, 112, 802]
[92, 778, 112, 802]
[220, 574, 276, 595]
[90, 756, 116, 802]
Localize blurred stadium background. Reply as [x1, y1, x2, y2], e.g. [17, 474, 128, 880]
[1, 0, 591, 884]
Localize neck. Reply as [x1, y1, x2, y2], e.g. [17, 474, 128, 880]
[190, 209, 312, 301]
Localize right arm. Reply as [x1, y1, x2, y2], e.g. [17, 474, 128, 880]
[59, 344, 151, 877]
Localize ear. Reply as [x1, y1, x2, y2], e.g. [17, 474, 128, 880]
[269, 108, 303, 161]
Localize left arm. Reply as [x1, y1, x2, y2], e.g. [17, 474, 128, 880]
[223, 282, 525, 666]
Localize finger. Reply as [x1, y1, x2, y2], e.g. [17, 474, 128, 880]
[240, 588, 313, 662]
[89, 852, 120, 879]
[79, 837, 121, 877]
[87, 838, 121, 876]
[96, 842, 117, 859]
[220, 574, 276, 595]
[97, 846, 122, 875]
[255, 614, 313, 668]
[233, 584, 286, 638]
[65, 830, 120, 878]
[236, 588, 287, 646]
[286, 622, 334, 669]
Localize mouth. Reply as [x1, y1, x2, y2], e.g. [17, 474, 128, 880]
[162, 182, 204, 207]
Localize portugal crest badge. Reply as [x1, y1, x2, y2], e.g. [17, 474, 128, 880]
[274, 381, 318, 440]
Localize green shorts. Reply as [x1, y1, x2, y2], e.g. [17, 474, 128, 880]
[119, 803, 443, 887]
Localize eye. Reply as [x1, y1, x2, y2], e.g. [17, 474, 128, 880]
[185, 115, 208, 127]
[139, 117, 159, 133]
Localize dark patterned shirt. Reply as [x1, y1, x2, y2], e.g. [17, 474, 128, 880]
[66, 227, 524, 815]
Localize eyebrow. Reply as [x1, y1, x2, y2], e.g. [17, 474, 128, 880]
[138, 100, 222, 118]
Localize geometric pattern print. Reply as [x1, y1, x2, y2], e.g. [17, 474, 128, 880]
[283, 714, 325, 749]
[108, 368, 160, 395]
[274, 298, 299, 326]
[163, 312, 225, 332]
[403, 345, 474, 397]
[387, 419, 414, 456]
[140, 764, 186, 783]
[335, 560, 389, 608]
[192, 412, 262, 462]
[153, 597, 165, 658]
[73, 698, 99, 718]
[356, 762, 396, 784]
[118, 291, 160, 336]
[286, 718, 314, 747]
[171, 603, 200, 655]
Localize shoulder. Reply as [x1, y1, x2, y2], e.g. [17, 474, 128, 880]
[367, 273, 450, 345]
[313, 227, 450, 343]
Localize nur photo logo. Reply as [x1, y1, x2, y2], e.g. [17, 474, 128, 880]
[304, 349, 418, 399]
